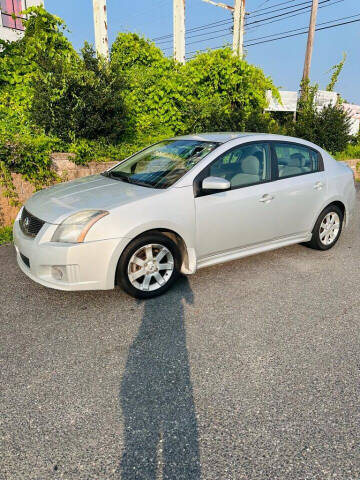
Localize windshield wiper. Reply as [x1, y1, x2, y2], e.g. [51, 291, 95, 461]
[103, 171, 133, 183]
[103, 171, 159, 188]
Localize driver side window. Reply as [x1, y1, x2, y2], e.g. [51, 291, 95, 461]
[209, 142, 272, 188]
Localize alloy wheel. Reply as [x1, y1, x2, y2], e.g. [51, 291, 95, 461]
[127, 243, 175, 292]
[319, 212, 340, 246]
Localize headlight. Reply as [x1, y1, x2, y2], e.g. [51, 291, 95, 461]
[52, 210, 109, 243]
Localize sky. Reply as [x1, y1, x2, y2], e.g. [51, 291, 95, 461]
[45, 0, 360, 104]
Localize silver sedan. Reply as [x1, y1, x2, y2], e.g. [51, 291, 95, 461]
[13, 133, 356, 298]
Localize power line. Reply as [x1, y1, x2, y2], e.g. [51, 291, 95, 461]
[246, 0, 330, 25]
[246, 11, 360, 42]
[185, 13, 360, 56]
[246, 13, 360, 46]
[245, 0, 344, 31]
[158, 0, 344, 48]
[250, 0, 297, 13]
[249, 0, 316, 18]
[154, 0, 342, 44]
[152, 0, 304, 40]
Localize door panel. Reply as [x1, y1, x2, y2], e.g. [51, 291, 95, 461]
[195, 184, 279, 259]
[266, 172, 327, 238]
[269, 141, 328, 237]
[195, 142, 275, 259]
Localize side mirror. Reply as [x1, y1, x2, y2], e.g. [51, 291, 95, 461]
[202, 176, 231, 191]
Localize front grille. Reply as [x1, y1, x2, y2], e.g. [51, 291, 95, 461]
[20, 208, 45, 238]
[20, 253, 30, 269]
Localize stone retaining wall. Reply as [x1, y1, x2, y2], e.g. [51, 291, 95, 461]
[342, 159, 360, 180]
[0, 154, 359, 227]
[0, 154, 117, 226]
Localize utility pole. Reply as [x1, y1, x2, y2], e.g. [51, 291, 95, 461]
[302, 0, 318, 83]
[93, 0, 109, 59]
[202, 0, 246, 58]
[173, 0, 185, 64]
[233, 0, 245, 58]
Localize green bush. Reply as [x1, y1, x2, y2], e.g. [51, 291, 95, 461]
[0, 118, 62, 186]
[0, 226, 13, 244]
[181, 48, 279, 133]
[335, 142, 360, 160]
[31, 43, 126, 142]
[290, 83, 352, 154]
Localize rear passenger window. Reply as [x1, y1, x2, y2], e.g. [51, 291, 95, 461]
[209, 142, 272, 188]
[274, 143, 321, 179]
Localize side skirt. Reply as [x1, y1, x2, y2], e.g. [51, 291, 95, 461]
[196, 232, 312, 270]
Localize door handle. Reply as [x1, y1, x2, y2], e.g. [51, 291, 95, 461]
[259, 194, 274, 204]
[314, 181, 324, 191]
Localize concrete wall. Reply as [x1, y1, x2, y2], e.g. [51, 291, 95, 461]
[0, 0, 43, 42]
[0, 153, 117, 226]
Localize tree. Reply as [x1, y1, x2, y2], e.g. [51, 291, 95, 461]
[181, 48, 279, 133]
[294, 84, 352, 153]
[111, 33, 184, 137]
[31, 42, 126, 141]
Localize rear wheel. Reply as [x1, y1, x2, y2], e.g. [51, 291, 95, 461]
[306, 205, 343, 250]
[117, 233, 181, 298]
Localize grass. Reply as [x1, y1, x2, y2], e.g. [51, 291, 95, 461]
[0, 225, 13, 245]
[334, 143, 360, 160]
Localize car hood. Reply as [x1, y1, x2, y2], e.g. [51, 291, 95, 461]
[25, 174, 163, 224]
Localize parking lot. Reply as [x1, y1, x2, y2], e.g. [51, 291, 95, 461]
[1, 188, 359, 480]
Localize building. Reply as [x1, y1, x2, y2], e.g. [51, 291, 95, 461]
[266, 90, 360, 135]
[0, 0, 43, 42]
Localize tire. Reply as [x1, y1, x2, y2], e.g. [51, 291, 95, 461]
[116, 233, 181, 299]
[306, 204, 343, 251]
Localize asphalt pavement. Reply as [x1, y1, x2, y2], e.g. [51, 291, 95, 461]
[1, 189, 359, 479]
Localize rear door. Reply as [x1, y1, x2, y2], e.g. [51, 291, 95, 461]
[268, 141, 327, 237]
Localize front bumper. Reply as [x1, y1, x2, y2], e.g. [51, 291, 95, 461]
[13, 220, 127, 291]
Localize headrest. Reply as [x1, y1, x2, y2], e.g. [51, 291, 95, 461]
[289, 153, 305, 167]
[241, 156, 260, 175]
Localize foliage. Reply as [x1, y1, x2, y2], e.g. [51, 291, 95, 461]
[0, 225, 13, 245]
[293, 82, 352, 153]
[111, 37, 279, 136]
[67, 131, 178, 165]
[0, 116, 61, 185]
[0, 7, 74, 120]
[111, 33, 185, 136]
[181, 48, 279, 133]
[31, 42, 126, 142]
[326, 53, 347, 92]
[335, 142, 360, 160]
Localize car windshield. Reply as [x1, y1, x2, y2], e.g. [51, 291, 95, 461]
[104, 140, 219, 189]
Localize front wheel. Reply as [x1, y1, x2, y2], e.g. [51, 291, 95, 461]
[306, 205, 343, 250]
[116, 233, 181, 299]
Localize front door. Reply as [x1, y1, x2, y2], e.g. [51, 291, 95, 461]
[195, 142, 279, 259]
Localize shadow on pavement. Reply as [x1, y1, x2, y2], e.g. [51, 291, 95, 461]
[119, 277, 201, 480]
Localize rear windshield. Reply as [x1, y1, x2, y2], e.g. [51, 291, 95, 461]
[103, 140, 219, 189]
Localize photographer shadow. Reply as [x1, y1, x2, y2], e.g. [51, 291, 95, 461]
[119, 277, 201, 480]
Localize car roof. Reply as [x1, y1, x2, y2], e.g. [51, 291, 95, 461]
[171, 132, 258, 143]
[171, 132, 326, 151]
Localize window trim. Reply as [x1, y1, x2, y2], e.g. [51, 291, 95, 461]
[193, 139, 325, 198]
[194, 140, 274, 198]
[269, 140, 324, 182]
[0, 0, 26, 31]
